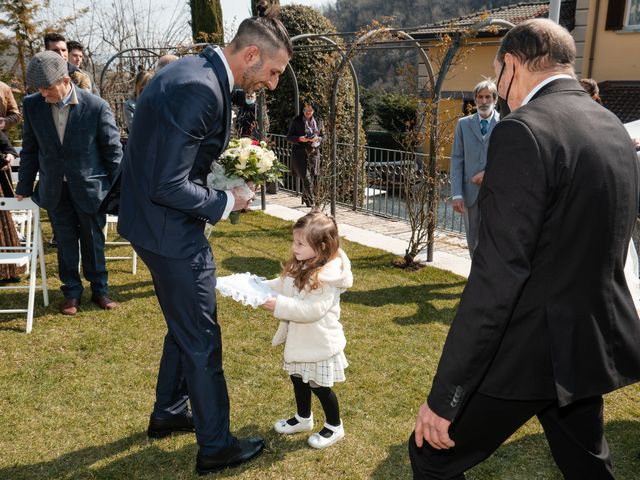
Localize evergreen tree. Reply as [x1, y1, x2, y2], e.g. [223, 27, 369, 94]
[190, 0, 224, 44]
[0, 0, 46, 90]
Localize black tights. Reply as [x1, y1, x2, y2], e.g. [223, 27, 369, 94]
[290, 375, 340, 427]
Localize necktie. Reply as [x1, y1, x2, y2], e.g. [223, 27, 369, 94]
[480, 119, 489, 136]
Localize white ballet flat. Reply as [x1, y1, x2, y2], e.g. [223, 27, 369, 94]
[307, 422, 345, 449]
[274, 413, 314, 434]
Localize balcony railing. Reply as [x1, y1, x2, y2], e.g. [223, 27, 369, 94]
[270, 134, 465, 235]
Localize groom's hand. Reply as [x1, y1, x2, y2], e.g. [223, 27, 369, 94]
[231, 183, 255, 211]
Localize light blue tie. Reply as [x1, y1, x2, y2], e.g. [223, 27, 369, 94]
[480, 119, 489, 136]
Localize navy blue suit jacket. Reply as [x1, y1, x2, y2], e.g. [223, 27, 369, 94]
[17, 87, 122, 214]
[117, 46, 232, 258]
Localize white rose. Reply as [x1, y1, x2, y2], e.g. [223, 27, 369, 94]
[257, 153, 273, 173]
[236, 150, 250, 170]
[239, 137, 253, 148]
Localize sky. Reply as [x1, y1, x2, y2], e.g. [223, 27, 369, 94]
[221, 0, 332, 38]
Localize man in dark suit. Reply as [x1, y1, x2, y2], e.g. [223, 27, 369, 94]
[117, 9, 292, 475]
[17, 51, 122, 315]
[409, 19, 640, 480]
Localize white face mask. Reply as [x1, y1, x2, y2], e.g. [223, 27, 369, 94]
[245, 99, 255, 106]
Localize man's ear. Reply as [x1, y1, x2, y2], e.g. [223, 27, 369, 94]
[243, 45, 261, 66]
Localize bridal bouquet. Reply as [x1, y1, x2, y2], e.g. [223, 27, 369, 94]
[208, 138, 287, 223]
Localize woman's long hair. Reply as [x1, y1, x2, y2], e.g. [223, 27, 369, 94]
[282, 211, 340, 291]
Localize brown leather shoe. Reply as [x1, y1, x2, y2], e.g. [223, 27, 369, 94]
[60, 298, 80, 315]
[91, 295, 117, 310]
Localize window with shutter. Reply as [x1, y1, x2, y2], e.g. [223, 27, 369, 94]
[606, 0, 640, 29]
[606, 0, 626, 30]
[626, 0, 640, 26]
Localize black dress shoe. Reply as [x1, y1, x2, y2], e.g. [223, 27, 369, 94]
[196, 437, 265, 475]
[147, 413, 195, 439]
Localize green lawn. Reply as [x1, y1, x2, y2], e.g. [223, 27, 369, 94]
[1, 211, 638, 479]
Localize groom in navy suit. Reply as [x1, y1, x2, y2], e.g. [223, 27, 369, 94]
[117, 11, 292, 475]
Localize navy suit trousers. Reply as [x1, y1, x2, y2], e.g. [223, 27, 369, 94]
[134, 243, 234, 455]
[47, 183, 108, 299]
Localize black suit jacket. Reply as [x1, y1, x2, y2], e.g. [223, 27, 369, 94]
[117, 46, 232, 258]
[428, 78, 640, 421]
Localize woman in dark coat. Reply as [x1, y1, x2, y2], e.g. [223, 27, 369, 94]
[286, 103, 323, 207]
[0, 131, 23, 282]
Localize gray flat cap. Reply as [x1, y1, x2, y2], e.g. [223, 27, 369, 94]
[26, 51, 68, 89]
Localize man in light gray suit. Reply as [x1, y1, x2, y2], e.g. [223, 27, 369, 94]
[450, 80, 499, 256]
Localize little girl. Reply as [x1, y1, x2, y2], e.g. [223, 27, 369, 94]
[262, 211, 353, 449]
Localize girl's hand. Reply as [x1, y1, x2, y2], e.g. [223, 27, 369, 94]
[262, 297, 277, 312]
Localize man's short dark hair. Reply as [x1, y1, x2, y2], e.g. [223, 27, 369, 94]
[230, 15, 292, 58]
[67, 40, 84, 53]
[44, 32, 66, 49]
[497, 19, 575, 73]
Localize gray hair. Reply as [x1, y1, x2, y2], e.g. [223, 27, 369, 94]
[473, 80, 497, 100]
[497, 18, 575, 73]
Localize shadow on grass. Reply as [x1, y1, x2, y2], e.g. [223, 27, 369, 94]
[371, 419, 640, 480]
[220, 256, 282, 278]
[0, 278, 156, 331]
[0, 425, 313, 480]
[344, 281, 465, 325]
[349, 253, 398, 271]
[0, 431, 150, 480]
[109, 279, 156, 302]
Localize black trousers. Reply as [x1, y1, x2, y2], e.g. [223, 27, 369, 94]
[408, 392, 613, 480]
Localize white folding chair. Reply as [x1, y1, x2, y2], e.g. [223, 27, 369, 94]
[9, 173, 28, 240]
[0, 197, 49, 333]
[103, 214, 137, 274]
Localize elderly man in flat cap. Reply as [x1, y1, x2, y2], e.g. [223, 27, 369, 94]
[16, 51, 122, 315]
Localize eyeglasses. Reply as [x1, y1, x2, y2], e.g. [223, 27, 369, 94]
[303, 109, 313, 113]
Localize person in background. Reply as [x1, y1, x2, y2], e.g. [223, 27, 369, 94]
[0, 131, 23, 283]
[579, 77, 602, 104]
[449, 79, 499, 257]
[17, 51, 122, 315]
[0, 81, 22, 132]
[156, 54, 179, 70]
[287, 103, 323, 207]
[67, 40, 86, 69]
[235, 91, 258, 138]
[124, 69, 154, 133]
[44, 33, 91, 91]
